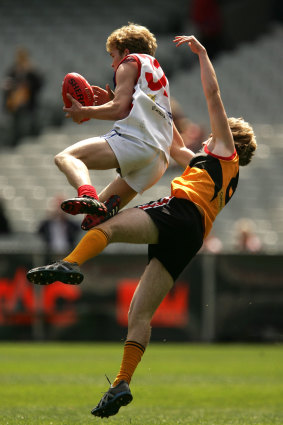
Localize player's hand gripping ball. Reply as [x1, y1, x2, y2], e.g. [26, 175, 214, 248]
[62, 72, 94, 122]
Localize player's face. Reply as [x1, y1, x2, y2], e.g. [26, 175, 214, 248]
[110, 48, 128, 71]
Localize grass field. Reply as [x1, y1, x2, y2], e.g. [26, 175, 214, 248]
[0, 343, 282, 425]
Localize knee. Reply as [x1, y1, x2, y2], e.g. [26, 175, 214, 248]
[54, 151, 67, 169]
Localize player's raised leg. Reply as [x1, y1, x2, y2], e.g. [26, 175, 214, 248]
[99, 176, 137, 208]
[55, 136, 119, 216]
[81, 176, 138, 230]
[26, 208, 159, 285]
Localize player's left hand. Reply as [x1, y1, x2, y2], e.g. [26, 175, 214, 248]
[63, 93, 87, 124]
[92, 84, 114, 105]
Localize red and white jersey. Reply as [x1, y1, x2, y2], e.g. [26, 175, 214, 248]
[114, 53, 173, 163]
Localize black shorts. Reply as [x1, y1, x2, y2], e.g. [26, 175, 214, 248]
[137, 196, 204, 281]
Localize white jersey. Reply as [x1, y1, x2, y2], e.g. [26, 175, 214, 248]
[113, 53, 173, 163]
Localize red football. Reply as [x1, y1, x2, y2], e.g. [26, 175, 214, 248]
[62, 72, 94, 121]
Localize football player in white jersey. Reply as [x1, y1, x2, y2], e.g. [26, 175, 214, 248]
[55, 23, 187, 231]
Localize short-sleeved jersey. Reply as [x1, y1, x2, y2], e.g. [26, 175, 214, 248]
[113, 53, 173, 163]
[171, 145, 239, 238]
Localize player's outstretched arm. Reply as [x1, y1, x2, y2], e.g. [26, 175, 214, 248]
[174, 35, 234, 156]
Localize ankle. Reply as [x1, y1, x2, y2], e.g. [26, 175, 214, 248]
[78, 185, 99, 200]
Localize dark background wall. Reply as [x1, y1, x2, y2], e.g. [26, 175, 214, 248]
[0, 252, 282, 343]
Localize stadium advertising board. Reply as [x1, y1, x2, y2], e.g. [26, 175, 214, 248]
[0, 253, 282, 342]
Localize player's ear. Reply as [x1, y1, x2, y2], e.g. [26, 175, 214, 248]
[124, 48, 130, 56]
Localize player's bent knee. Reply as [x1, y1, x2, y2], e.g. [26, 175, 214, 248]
[54, 152, 69, 169]
[54, 152, 63, 166]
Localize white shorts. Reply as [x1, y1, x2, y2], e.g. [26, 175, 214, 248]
[103, 130, 168, 194]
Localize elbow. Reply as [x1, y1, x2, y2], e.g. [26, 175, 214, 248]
[112, 100, 130, 120]
[116, 106, 130, 120]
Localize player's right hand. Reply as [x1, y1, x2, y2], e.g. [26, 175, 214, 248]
[173, 35, 206, 55]
[63, 93, 86, 124]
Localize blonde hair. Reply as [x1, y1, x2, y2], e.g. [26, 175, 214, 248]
[228, 117, 257, 166]
[106, 23, 157, 56]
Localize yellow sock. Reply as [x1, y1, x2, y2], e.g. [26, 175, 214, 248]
[112, 340, 145, 387]
[63, 228, 109, 266]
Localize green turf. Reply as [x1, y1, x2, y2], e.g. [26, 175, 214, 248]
[0, 343, 282, 424]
